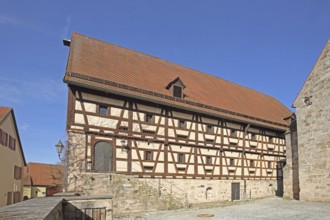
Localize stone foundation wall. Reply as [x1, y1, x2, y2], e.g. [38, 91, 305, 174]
[144, 178, 277, 204]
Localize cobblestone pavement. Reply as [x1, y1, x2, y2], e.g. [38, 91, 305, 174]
[143, 197, 330, 220]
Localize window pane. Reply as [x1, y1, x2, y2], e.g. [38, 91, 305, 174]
[99, 106, 107, 115]
[173, 86, 182, 98]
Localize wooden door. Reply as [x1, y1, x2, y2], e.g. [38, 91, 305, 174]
[231, 182, 240, 201]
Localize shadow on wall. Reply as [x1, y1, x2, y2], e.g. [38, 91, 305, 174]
[63, 201, 108, 220]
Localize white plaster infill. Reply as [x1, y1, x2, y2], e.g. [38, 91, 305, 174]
[228, 138, 239, 144]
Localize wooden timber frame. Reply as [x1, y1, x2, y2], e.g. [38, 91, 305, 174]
[67, 85, 286, 180]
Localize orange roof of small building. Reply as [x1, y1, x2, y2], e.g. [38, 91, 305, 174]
[23, 163, 63, 187]
[0, 106, 11, 123]
[64, 33, 292, 130]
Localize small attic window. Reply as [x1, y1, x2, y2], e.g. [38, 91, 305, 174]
[166, 77, 186, 99]
[173, 85, 182, 98]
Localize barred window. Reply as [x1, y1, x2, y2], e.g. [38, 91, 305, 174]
[206, 156, 212, 165]
[178, 153, 185, 163]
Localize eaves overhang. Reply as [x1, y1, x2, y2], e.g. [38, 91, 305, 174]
[64, 74, 289, 132]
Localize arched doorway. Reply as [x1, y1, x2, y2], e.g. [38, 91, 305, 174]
[94, 142, 112, 172]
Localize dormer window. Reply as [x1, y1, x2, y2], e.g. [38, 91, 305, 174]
[166, 77, 186, 99]
[173, 86, 182, 98]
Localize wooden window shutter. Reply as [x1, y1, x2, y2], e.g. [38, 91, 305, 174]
[94, 142, 112, 172]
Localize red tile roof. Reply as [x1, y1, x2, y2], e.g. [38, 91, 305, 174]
[0, 106, 11, 123]
[64, 33, 292, 130]
[23, 163, 63, 187]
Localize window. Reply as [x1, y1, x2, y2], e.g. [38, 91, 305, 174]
[173, 85, 182, 98]
[119, 126, 128, 131]
[145, 151, 153, 161]
[269, 136, 274, 143]
[229, 158, 235, 166]
[177, 134, 188, 139]
[142, 130, 155, 135]
[4, 133, 8, 146]
[144, 166, 153, 172]
[206, 138, 214, 143]
[206, 156, 212, 165]
[99, 105, 108, 115]
[9, 136, 16, 151]
[230, 129, 237, 138]
[251, 133, 257, 140]
[178, 153, 185, 163]
[268, 161, 272, 169]
[207, 125, 213, 134]
[145, 113, 154, 123]
[14, 166, 22, 180]
[94, 142, 112, 172]
[250, 160, 255, 168]
[179, 120, 186, 129]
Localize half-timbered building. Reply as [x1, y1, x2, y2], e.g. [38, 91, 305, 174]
[63, 33, 292, 204]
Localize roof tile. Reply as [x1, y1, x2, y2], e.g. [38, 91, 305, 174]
[65, 33, 292, 129]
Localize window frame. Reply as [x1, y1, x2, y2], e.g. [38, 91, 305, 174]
[98, 105, 108, 116]
[178, 153, 185, 163]
[173, 85, 183, 98]
[206, 156, 212, 165]
[145, 150, 153, 161]
[178, 120, 186, 129]
[229, 158, 235, 166]
[145, 113, 154, 123]
[230, 129, 237, 138]
[207, 125, 214, 134]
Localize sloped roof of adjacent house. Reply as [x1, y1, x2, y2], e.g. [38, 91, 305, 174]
[23, 163, 63, 187]
[0, 107, 11, 124]
[293, 38, 330, 107]
[64, 33, 291, 130]
[0, 106, 26, 165]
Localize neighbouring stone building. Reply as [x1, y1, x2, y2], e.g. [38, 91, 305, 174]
[284, 38, 330, 202]
[62, 33, 292, 213]
[0, 106, 26, 207]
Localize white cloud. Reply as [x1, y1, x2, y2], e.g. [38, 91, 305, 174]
[20, 122, 30, 131]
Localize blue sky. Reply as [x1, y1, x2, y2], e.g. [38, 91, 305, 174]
[1, 1, 330, 164]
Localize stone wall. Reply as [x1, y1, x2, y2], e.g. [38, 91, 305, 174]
[283, 118, 299, 200]
[75, 172, 277, 217]
[293, 38, 330, 202]
[145, 178, 277, 204]
[63, 196, 113, 220]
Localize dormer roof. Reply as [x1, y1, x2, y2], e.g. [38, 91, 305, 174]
[165, 77, 186, 90]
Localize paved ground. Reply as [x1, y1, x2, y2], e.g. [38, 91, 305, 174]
[143, 197, 330, 220]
